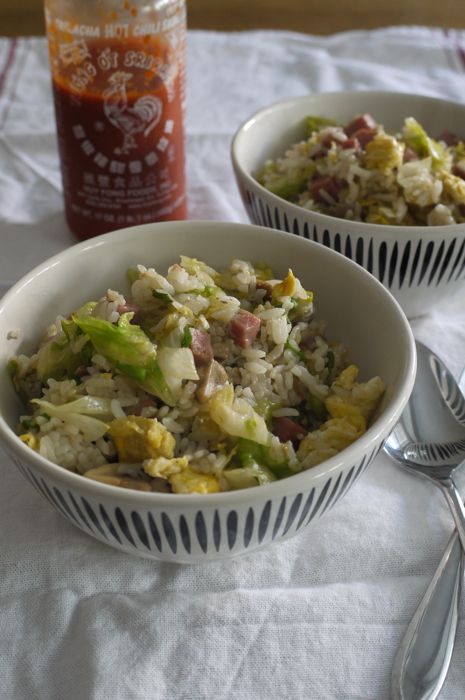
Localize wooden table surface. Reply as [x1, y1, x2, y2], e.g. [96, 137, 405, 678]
[2, 0, 465, 37]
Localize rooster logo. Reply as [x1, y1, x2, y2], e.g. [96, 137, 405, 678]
[103, 72, 163, 155]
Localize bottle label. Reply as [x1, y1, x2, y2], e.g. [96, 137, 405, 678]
[45, 2, 187, 237]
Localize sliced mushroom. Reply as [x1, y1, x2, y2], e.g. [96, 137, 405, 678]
[196, 360, 228, 403]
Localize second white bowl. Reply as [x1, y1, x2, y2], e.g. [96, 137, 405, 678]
[231, 90, 465, 318]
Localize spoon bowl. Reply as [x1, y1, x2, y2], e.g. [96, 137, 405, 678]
[385, 340, 465, 472]
[384, 340, 465, 548]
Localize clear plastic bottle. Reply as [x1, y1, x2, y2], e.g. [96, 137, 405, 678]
[44, 0, 187, 240]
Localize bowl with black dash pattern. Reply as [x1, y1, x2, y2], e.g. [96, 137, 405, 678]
[0, 221, 415, 562]
[231, 91, 465, 318]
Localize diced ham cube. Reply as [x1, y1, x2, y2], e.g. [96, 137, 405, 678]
[438, 130, 459, 146]
[341, 137, 361, 152]
[309, 176, 341, 203]
[351, 127, 377, 148]
[345, 113, 377, 136]
[228, 310, 261, 349]
[189, 328, 213, 367]
[272, 416, 307, 443]
[403, 146, 419, 163]
[453, 164, 465, 179]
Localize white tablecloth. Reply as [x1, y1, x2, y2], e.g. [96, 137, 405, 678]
[1, 27, 465, 700]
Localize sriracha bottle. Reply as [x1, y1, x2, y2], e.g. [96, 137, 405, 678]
[44, 0, 187, 240]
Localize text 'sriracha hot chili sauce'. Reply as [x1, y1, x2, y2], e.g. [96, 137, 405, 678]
[44, 0, 187, 240]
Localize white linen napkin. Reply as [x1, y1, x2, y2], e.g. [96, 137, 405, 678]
[1, 27, 465, 700]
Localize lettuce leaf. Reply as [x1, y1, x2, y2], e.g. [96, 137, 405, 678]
[73, 314, 174, 406]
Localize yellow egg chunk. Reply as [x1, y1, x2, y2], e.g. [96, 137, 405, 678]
[364, 133, 404, 172]
[144, 455, 189, 478]
[170, 466, 220, 494]
[272, 269, 296, 299]
[365, 210, 392, 225]
[325, 398, 367, 431]
[297, 364, 385, 469]
[19, 433, 38, 450]
[441, 171, 465, 205]
[144, 456, 220, 493]
[108, 416, 175, 463]
[329, 364, 385, 421]
[297, 416, 365, 467]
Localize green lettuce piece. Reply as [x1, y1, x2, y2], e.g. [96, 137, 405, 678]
[258, 158, 315, 201]
[305, 115, 338, 136]
[36, 333, 86, 382]
[236, 438, 293, 479]
[222, 465, 275, 490]
[402, 117, 446, 165]
[73, 313, 174, 406]
[152, 289, 173, 302]
[35, 302, 98, 382]
[254, 398, 282, 426]
[127, 267, 140, 285]
[263, 170, 314, 200]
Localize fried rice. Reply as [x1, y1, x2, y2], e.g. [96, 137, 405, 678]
[9, 256, 385, 494]
[258, 113, 465, 225]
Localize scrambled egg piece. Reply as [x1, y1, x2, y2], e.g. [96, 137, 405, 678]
[297, 415, 365, 467]
[440, 171, 465, 205]
[365, 133, 404, 172]
[271, 269, 311, 302]
[144, 456, 220, 494]
[328, 365, 385, 420]
[365, 208, 392, 225]
[108, 416, 175, 463]
[19, 433, 38, 449]
[272, 269, 297, 299]
[297, 365, 385, 468]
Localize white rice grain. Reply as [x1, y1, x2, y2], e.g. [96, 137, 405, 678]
[292, 365, 329, 399]
[256, 306, 285, 320]
[244, 361, 269, 375]
[161, 416, 184, 433]
[268, 317, 290, 345]
[272, 407, 300, 417]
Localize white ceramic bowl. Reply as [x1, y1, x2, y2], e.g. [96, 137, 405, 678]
[0, 221, 415, 563]
[231, 90, 465, 319]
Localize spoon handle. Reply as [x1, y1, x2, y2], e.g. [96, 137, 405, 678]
[391, 531, 463, 700]
[441, 477, 465, 550]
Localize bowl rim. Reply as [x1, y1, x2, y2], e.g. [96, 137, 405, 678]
[0, 220, 417, 507]
[231, 89, 465, 236]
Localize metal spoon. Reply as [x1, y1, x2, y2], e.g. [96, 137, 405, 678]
[384, 340, 465, 700]
[385, 340, 465, 549]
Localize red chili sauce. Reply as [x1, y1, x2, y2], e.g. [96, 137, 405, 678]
[51, 38, 186, 239]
